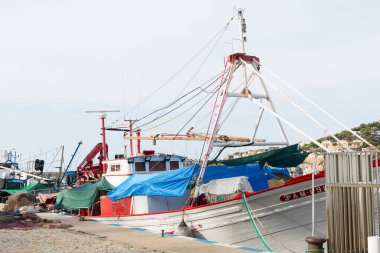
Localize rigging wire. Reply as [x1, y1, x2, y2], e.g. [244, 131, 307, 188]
[242, 59, 352, 151]
[132, 70, 228, 131]
[18, 146, 62, 169]
[260, 63, 373, 147]
[141, 91, 215, 132]
[144, 93, 217, 172]
[172, 91, 218, 140]
[176, 16, 234, 98]
[112, 16, 236, 126]
[131, 69, 228, 125]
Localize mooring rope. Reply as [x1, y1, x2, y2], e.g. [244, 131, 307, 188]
[305, 249, 324, 252]
[241, 192, 272, 252]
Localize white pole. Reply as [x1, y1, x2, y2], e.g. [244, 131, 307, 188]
[237, 9, 249, 89]
[368, 236, 380, 253]
[311, 152, 318, 237]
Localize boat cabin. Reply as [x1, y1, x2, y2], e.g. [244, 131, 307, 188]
[102, 151, 184, 187]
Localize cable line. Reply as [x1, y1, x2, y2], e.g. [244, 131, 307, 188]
[118, 16, 236, 123]
[132, 71, 227, 131]
[134, 69, 228, 124]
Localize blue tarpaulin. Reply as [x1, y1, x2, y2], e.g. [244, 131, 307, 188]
[202, 164, 290, 192]
[108, 164, 198, 201]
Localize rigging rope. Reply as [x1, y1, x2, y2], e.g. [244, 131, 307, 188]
[134, 69, 226, 125]
[132, 70, 228, 131]
[311, 152, 318, 238]
[256, 60, 372, 147]
[241, 192, 273, 252]
[176, 16, 233, 98]
[141, 91, 214, 132]
[241, 59, 351, 151]
[113, 16, 236, 125]
[172, 92, 217, 140]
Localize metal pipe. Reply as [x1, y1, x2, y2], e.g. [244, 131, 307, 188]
[129, 121, 134, 156]
[100, 113, 107, 174]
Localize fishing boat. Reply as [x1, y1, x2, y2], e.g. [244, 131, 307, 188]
[55, 9, 374, 252]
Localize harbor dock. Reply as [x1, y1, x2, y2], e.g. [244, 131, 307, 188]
[35, 213, 263, 253]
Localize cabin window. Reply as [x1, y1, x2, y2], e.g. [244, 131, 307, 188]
[135, 162, 146, 172]
[170, 161, 179, 170]
[110, 164, 121, 172]
[149, 161, 166, 171]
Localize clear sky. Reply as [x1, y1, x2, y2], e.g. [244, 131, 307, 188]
[1, 1, 379, 170]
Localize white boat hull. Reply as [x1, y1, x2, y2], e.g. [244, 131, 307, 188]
[91, 175, 326, 253]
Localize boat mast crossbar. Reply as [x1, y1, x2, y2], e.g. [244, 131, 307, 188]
[124, 133, 264, 143]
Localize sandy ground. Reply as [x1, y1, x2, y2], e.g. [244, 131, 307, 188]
[0, 204, 246, 253]
[0, 203, 155, 253]
[0, 228, 157, 253]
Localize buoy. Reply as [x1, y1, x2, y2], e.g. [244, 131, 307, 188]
[177, 219, 193, 237]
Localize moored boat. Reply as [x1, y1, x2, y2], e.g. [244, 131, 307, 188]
[54, 9, 375, 252]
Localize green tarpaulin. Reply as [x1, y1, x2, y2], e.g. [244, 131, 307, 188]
[0, 183, 55, 195]
[55, 177, 114, 210]
[220, 144, 309, 168]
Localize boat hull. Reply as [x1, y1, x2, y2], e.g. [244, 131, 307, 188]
[91, 175, 326, 253]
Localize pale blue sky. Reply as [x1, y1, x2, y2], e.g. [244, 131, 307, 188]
[1, 1, 379, 169]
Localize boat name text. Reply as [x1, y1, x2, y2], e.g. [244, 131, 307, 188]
[279, 185, 325, 202]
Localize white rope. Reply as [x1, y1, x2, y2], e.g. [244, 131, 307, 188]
[261, 64, 373, 147]
[242, 60, 351, 151]
[246, 95, 329, 152]
[311, 152, 318, 237]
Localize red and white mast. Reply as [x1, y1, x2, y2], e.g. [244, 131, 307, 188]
[85, 110, 120, 173]
[193, 9, 291, 199]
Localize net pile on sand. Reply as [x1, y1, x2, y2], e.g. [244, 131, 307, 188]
[3, 192, 36, 212]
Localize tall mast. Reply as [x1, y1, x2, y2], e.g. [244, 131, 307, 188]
[192, 10, 293, 201]
[237, 9, 249, 90]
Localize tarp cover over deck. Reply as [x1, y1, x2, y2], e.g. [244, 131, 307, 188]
[0, 182, 55, 195]
[220, 144, 309, 168]
[55, 177, 114, 210]
[108, 164, 198, 201]
[203, 164, 290, 192]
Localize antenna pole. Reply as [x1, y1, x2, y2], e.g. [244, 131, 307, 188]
[124, 119, 139, 156]
[100, 113, 107, 173]
[237, 9, 249, 89]
[85, 109, 120, 173]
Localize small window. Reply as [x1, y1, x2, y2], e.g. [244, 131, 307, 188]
[135, 162, 146, 172]
[170, 161, 179, 170]
[149, 161, 166, 171]
[110, 164, 121, 172]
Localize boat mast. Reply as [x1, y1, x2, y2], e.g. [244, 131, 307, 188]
[238, 9, 248, 89]
[85, 110, 120, 173]
[192, 9, 294, 200]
